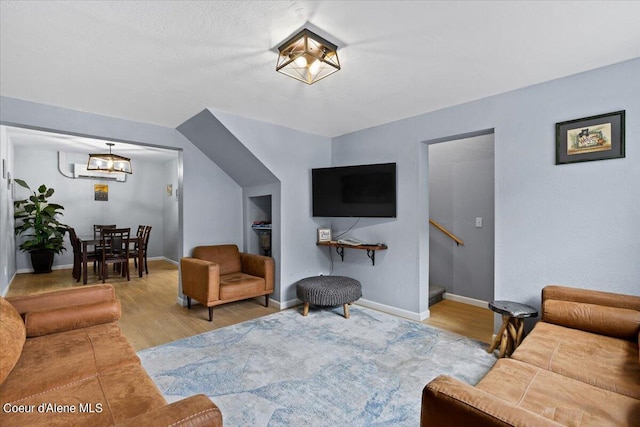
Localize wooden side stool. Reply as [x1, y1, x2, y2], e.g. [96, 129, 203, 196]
[487, 300, 538, 358]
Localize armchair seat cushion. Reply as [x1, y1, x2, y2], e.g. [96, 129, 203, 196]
[220, 273, 266, 300]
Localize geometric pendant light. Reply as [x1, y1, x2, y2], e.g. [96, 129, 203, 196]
[276, 28, 340, 85]
[87, 143, 132, 174]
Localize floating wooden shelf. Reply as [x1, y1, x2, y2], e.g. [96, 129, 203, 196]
[317, 241, 387, 266]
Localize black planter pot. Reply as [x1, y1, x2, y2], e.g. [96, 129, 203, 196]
[30, 250, 55, 274]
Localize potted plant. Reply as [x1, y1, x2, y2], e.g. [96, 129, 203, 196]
[14, 179, 69, 273]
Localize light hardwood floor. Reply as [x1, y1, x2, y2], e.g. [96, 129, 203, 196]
[7, 260, 493, 350]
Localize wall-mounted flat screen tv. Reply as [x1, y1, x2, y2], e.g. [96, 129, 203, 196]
[312, 163, 396, 218]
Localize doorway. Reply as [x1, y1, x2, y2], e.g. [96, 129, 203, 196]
[427, 131, 495, 306]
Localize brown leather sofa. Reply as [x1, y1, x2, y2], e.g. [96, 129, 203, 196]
[180, 244, 274, 321]
[422, 285, 640, 426]
[0, 284, 222, 426]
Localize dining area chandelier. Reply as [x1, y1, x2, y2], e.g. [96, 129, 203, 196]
[87, 143, 132, 174]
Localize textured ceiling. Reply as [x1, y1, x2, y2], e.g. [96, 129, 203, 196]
[1, 1, 639, 138]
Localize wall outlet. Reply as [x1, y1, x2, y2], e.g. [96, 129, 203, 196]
[475, 217, 483, 228]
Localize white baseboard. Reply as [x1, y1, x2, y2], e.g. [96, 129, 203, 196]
[155, 256, 178, 265]
[355, 298, 430, 321]
[443, 293, 488, 308]
[273, 297, 302, 310]
[16, 257, 177, 275]
[16, 263, 74, 274]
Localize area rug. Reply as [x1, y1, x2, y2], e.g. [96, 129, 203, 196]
[139, 305, 496, 427]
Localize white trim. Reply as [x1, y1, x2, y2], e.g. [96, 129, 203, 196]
[271, 297, 301, 310]
[16, 263, 74, 274]
[443, 292, 488, 308]
[355, 298, 429, 321]
[2, 272, 16, 297]
[16, 257, 177, 274]
[158, 256, 178, 265]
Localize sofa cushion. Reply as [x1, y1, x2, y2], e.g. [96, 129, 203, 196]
[0, 323, 140, 403]
[193, 245, 241, 275]
[220, 273, 264, 300]
[476, 359, 640, 426]
[0, 364, 166, 427]
[511, 321, 640, 399]
[543, 299, 640, 340]
[0, 298, 26, 385]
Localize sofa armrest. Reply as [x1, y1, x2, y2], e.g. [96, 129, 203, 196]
[180, 257, 220, 303]
[23, 300, 121, 337]
[240, 253, 274, 292]
[7, 284, 116, 316]
[542, 286, 640, 340]
[422, 375, 562, 427]
[114, 394, 222, 427]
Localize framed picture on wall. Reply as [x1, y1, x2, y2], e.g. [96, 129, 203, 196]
[556, 110, 625, 165]
[94, 184, 108, 201]
[317, 228, 332, 243]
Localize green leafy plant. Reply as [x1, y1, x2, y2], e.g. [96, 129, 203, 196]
[14, 179, 69, 254]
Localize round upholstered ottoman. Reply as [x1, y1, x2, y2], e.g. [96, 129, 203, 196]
[296, 276, 362, 318]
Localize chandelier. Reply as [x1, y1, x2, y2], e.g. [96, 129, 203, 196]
[87, 143, 132, 174]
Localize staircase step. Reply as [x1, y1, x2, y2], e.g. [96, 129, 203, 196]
[429, 285, 446, 306]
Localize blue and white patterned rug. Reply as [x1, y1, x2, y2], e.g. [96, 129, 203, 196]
[139, 305, 496, 427]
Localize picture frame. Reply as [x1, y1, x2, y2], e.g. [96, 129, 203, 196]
[556, 110, 625, 165]
[94, 184, 109, 201]
[317, 228, 332, 243]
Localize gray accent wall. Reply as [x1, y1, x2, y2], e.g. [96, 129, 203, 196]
[428, 134, 495, 302]
[177, 109, 278, 186]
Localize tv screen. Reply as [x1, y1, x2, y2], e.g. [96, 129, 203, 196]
[312, 163, 396, 218]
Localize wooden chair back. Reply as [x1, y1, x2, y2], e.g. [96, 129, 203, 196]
[100, 227, 131, 260]
[94, 224, 116, 239]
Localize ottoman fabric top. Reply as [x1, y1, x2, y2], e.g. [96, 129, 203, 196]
[296, 276, 362, 307]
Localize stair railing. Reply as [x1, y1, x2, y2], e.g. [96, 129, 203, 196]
[429, 219, 464, 246]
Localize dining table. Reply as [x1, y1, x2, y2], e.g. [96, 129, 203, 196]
[77, 235, 144, 284]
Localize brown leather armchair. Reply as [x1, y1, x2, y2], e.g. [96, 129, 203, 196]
[180, 244, 274, 321]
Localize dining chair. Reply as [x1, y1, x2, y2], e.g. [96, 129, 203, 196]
[99, 227, 131, 283]
[68, 227, 81, 281]
[69, 227, 99, 283]
[132, 225, 152, 274]
[93, 224, 116, 272]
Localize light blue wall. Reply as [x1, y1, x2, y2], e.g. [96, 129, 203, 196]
[2, 58, 638, 317]
[12, 147, 170, 271]
[332, 58, 640, 317]
[0, 96, 243, 299]
[211, 110, 332, 304]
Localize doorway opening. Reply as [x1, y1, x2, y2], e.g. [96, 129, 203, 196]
[427, 131, 495, 307]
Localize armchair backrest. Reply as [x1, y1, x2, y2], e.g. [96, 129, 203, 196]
[192, 245, 241, 275]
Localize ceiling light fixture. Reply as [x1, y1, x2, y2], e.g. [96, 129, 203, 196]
[276, 28, 340, 85]
[87, 143, 132, 174]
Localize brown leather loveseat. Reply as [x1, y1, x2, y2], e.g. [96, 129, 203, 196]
[0, 284, 222, 426]
[422, 285, 640, 426]
[180, 244, 274, 321]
